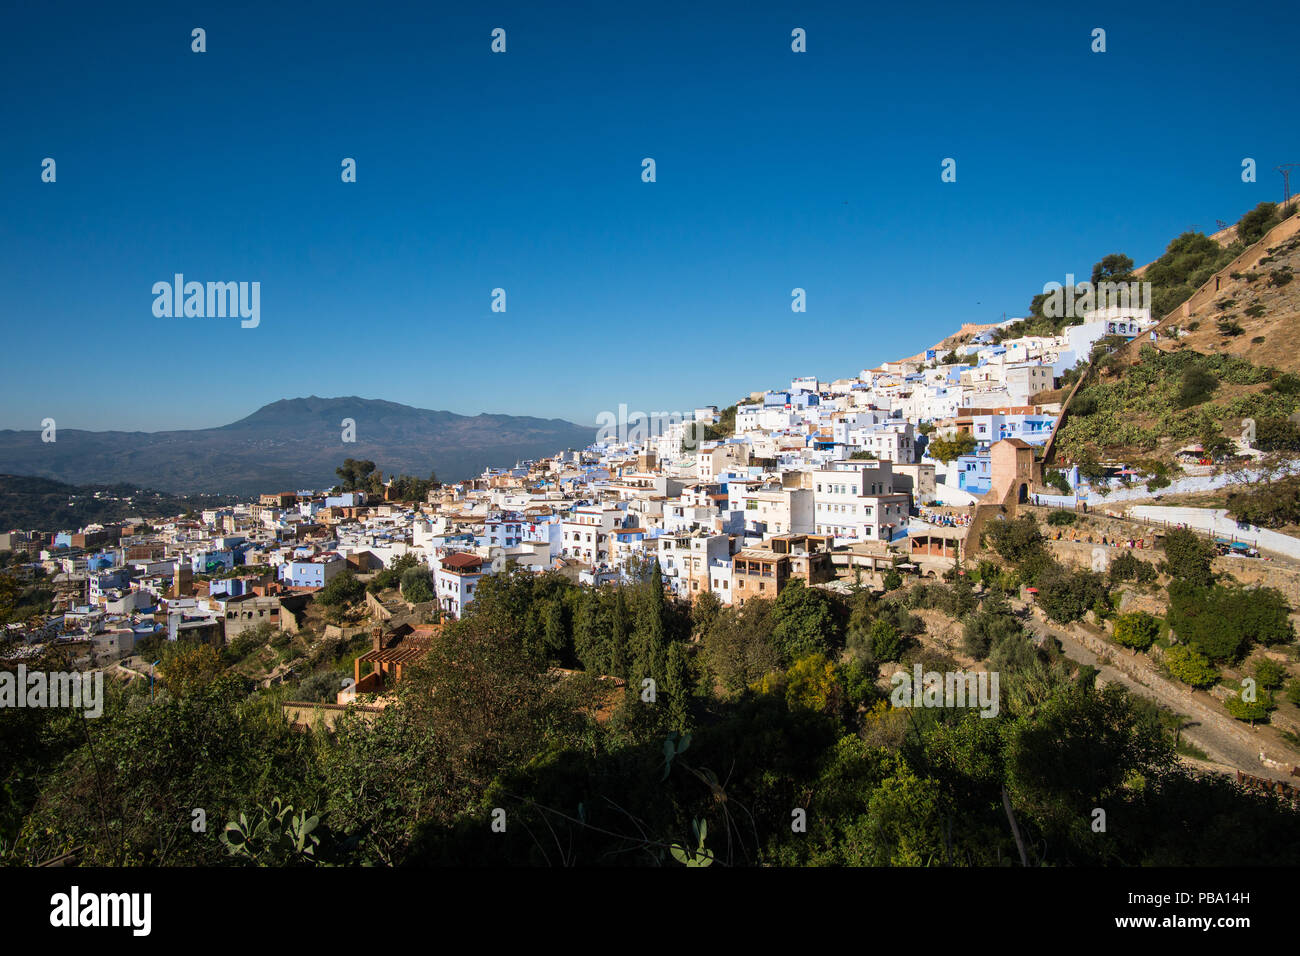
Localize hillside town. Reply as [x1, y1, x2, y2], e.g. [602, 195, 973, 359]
[10, 0, 1300, 922]
[2, 303, 1162, 663]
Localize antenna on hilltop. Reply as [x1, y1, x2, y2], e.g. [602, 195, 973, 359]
[1277, 164, 1299, 206]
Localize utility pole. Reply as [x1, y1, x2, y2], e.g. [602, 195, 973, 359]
[1278, 164, 1299, 206]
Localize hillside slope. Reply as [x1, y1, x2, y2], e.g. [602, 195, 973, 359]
[1160, 230, 1300, 370]
[1053, 206, 1300, 465]
[0, 475, 236, 532]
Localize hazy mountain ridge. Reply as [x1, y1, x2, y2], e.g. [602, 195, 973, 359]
[0, 397, 597, 497]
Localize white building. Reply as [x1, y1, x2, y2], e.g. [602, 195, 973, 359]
[812, 460, 911, 544]
[735, 486, 814, 537]
[560, 505, 626, 566]
[435, 552, 486, 619]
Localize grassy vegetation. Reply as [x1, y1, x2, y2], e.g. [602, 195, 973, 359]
[1055, 345, 1299, 461]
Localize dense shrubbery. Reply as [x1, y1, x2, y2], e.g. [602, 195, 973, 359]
[1224, 691, 1273, 723]
[1036, 565, 1109, 625]
[1113, 611, 1161, 651]
[316, 570, 365, 607]
[399, 565, 435, 603]
[1267, 372, 1300, 395]
[1253, 417, 1300, 453]
[984, 515, 1045, 565]
[1163, 645, 1219, 688]
[1056, 345, 1296, 460]
[7, 530, 1300, 867]
[906, 577, 978, 618]
[926, 433, 977, 463]
[1161, 528, 1216, 589]
[296, 670, 345, 703]
[961, 589, 1024, 659]
[1227, 474, 1300, 528]
[1108, 551, 1158, 586]
[1167, 581, 1294, 662]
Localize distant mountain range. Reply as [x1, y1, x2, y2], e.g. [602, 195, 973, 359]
[0, 397, 597, 497]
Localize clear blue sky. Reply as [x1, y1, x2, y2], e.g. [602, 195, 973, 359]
[1, 0, 1294, 431]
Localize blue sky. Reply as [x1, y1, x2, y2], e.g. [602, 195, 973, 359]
[1, 0, 1294, 431]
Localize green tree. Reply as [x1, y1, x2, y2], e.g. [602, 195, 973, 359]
[1168, 583, 1293, 662]
[783, 653, 845, 715]
[1002, 683, 1174, 850]
[399, 565, 434, 603]
[700, 599, 779, 695]
[1112, 611, 1160, 651]
[316, 570, 365, 607]
[630, 563, 668, 685]
[927, 433, 978, 463]
[1161, 528, 1215, 589]
[867, 618, 905, 663]
[1091, 253, 1135, 286]
[1108, 551, 1157, 586]
[962, 590, 1022, 659]
[769, 579, 838, 664]
[985, 514, 1046, 565]
[1035, 566, 1109, 625]
[1163, 645, 1219, 688]
[1224, 691, 1272, 725]
[857, 758, 948, 866]
[335, 458, 377, 492]
[160, 642, 225, 697]
[1253, 657, 1286, 690]
[662, 641, 694, 732]
[1253, 417, 1300, 453]
[1236, 202, 1280, 245]
[17, 675, 319, 866]
[390, 552, 421, 574]
[1227, 475, 1300, 528]
[1176, 365, 1219, 408]
[690, 590, 723, 637]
